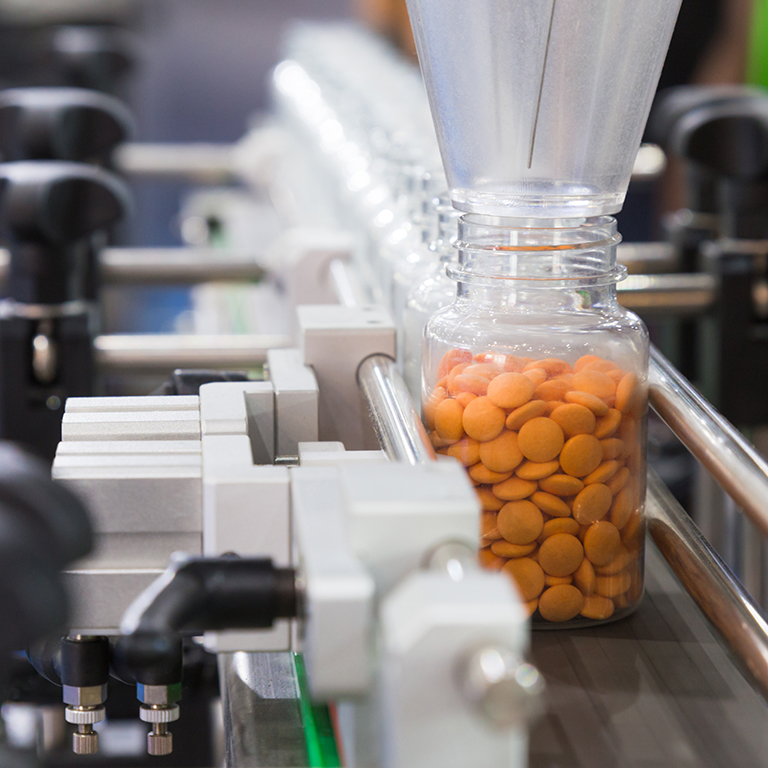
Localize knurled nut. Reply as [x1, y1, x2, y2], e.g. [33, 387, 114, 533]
[139, 704, 180, 723]
[65, 706, 106, 725]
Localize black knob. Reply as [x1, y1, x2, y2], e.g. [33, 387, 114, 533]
[0, 87, 131, 165]
[0, 161, 130, 304]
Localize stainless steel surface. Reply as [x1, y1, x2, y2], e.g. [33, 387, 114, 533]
[62, 685, 106, 707]
[649, 345, 768, 539]
[219, 652, 308, 768]
[100, 247, 267, 284]
[618, 273, 716, 315]
[147, 724, 173, 756]
[72, 729, 98, 755]
[94, 334, 291, 372]
[616, 241, 679, 273]
[356, 353, 437, 465]
[646, 471, 768, 701]
[114, 142, 236, 183]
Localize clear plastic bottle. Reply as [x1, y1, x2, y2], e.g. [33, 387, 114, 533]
[422, 215, 648, 627]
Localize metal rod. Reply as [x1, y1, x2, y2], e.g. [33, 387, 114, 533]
[95, 334, 291, 373]
[356, 354, 436, 465]
[647, 470, 768, 701]
[113, 142, 236, 183]
[328, 258, 368, 307]
[527, 0, 557, 169]
[649, 345, 768, 539]
[618, 273, 716, 315]
[617, 241, 679, 274]
[99, 248, 266, 284]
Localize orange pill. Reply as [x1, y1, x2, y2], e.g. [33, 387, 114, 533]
[593, 409, 622, 439]
[621, 512, 645, 550]
[480, 511, 502, 544]
[476, 487, 505, 511]
[497, 500, 544, 544]
[544, 401, 563, 415]
[574, 354, 603, 372]
[616, 372, 640, 415]
[492, 476, 538, 501]
[538, 533, 584, 577]
[516, 459, 559, 481]
[595, 546, 632, 575]
[595, 571, 631, 598]
[613, 593, 629, 609]
[559, 434, 603, 477]
[501, 355, 527, 372]
[434, 398, 464, 441]
[538, 584, 584, 622]
[550, 403, 597, 437]
[609, 486, 633, 529]
[538, 474, 584, 496]
[451, 374, 490, 396]
[503, 557, 545, 601]
[422, 386, 446, 429]
[573, 558, 596, 595]
[573, 370, 617, 400]
[564, 390, 610, 417]
[524, 598, 539, 617]
[530, 491, 571, 517]
[446, 438, 481, 467]
[539, 517, 580, 540]
[479, 429, 524, 473]
[486, 372, 536, 410]
[617, 415, 638, 447]
[580, 594, 615, 620]
[518, 417, 565, 462]
[455, 391, 477, 408]
[430, 431, 457, 449]
[583, 521, 621, 567]
[522, 368, 548, 387]
[491, 540, 537, 558]
[446, 362, 470, 389]
[469, 463, 512, 485]
[438, 348, 472, 378]
[523, 358, 573, 376]
[544, 574, 573, 587]
[462, 396, 506, 442]
[505, 399, 549, 431]
[582, 359, 619, 374]
[572, 483, 613, 525]
[464, 363, 503, 379]
[584, 460, 620, 486]
[600, 438, 625, 461]
[479, 547, 506, 571]
[606, 466, 630, 495]
[534, 379, 572, 402]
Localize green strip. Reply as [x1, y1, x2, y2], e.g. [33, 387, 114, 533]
[748, 0, 768, 88]
[294, 653, 342, 767]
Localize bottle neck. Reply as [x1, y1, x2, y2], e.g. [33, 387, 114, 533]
[450, 214, 625, 308]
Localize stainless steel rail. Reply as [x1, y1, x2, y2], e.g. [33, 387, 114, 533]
[356, 353, 436, 464]
[95, 334, 291, 373]
[114, 142, 236, 183]
[646, 470, 768, 701]
[617, 241, 679, 274]
[649, 345, 768, 539]
[618, 273, 716, 315]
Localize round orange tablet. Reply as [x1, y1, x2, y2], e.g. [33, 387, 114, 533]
[609, 486, 633, 529]
[518, 417, 565, 462]
[524, 358, 572, 376]
[621, 512, 645, 551]
[538, 584, 584, 622]
[530, 491, 571, 517]
[544, 574, 573, 586]
[574, 354, 603, 372]
[573, 558, 596, 595]
[606, 466, 630, 495]
[616, 372, 640, 415]
[534, 379, 572, 402]
[422, 385, 446, 429]
[491, 540, 537, 558]
[451, 374, 490, 396]
[580, 594, 615, 620]
[595, 571, 631, 599]
[564, 390, 610, 416]
[455, 391, 477, 408]
[503, 557, 545, 601]
[593, 409, 622, 439]
[505, 399, 549, 431]
[438, 348, 472, 378]
[434, 398, 464, 441]
[476, 487, 504, 511]
[497, 500, 544, 545]
[538, 474, 584, 496]
[550, 403, 597, 437]
[479, 429, 524, 473]
[487, 372, 535, 410]
[462, 396, 506, 442]
[539, 517, 580, 540]
[492, 476, 538, 501]
[572, 370, 617, 400]
[559, 434, 603, 477]
[469, 463, 512, 485]
[480, 510, 502, 543]
[478, 547, 506, 571]
[583, 460, 620, 486]
[600, 438, 625, 461]
[516, 459, 560, 481]
[522, 368, 547, 387]
[595, 546, 632, 575]
[538, 533, 584, 577]
[572, 483, 613, 524]
[446, 438, 481, 466]
[583, 521, 621, 567]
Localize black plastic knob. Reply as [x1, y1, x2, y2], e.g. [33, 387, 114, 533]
[0, 161, 130, 303]
[0, 87, 131, 165]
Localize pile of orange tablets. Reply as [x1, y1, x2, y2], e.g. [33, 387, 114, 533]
[423, 349, 646, 624]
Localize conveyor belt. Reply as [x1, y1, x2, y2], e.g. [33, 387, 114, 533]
[529, 543, 768, 768]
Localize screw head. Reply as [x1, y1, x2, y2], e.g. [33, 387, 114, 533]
[147, 730, 173, 756]
[72, 730, 98, 755]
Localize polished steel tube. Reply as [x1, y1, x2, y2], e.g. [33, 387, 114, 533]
[328, 258, 368, 308]
[114, 142, 236, 183]
[99, 248, 266, 284]
[95, 334, 291, 373]
[618, 273, 716, 315]
[647, 471, 768, 700]
[649, 346, 768, 538]
[356, 354, 436, 465]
